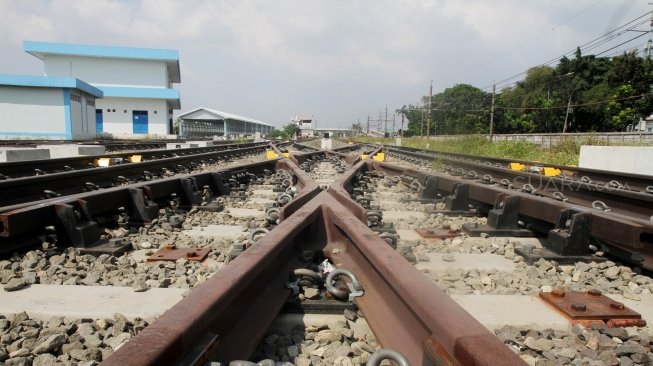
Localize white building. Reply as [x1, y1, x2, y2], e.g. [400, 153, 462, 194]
[291, 115, 314, 137]
[177, 107, 273, 138]
[23, 41, 181, 137]
[0, 75, 102, 140]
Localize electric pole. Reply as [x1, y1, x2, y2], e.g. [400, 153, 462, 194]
[489, 82, 496, 141]
[366, 115, 370, 135]
[563, 94, 572, 134]
[384, 105, 388, 135]
[400, 112, 404, 138]
[426, 80, 433, 138]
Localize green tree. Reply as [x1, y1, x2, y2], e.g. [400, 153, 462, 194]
[283, 123, 300, 138]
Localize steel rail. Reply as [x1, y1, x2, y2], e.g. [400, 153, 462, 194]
[0, 145, 275, 207]
[353, 160, 653, 270]
[386, 147, 653, 224]
[0, 158, 302, 253]
[387, 145, 653, 194]
[0, 141, 271, 179]
[102, 189, 525, 365]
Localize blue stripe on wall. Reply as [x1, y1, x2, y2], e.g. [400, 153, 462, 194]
[63, 88, 72, 139]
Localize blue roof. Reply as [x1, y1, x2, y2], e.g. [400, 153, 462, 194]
[0, 74, 103, 97]
[98, 86, 180, 108]
[24, 41, 179, 61]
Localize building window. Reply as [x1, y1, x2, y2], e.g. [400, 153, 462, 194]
[70, 94, 81, 103]
[124, 110, 127, 113]
[112, 109, 116, 112]
[86, 98, 95, 107]
[107, 109, 110, 112]
[154, 110, 158, 114]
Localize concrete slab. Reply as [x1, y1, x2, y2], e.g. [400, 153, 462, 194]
[0, 148, 50, 162]
[450, 294, 570, 331]
[248, 197, 275, 204]
[251, 189, 275, 196]
[166, 143, 199, 149]
[415, 253, 515, 272]
[579, 145, 653, 176]
[382, 210, 425, 221]
[183, 224, 245, 240]
[396, 229, 424, 241]
[38, 144, 105, 158]
[224, 208, 264, 218]
[0, 285, 185, 322]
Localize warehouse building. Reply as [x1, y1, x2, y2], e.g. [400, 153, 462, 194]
[176, 107, 273, 138]
[0, 75, 102, 139]
[23, 41, 181, 137]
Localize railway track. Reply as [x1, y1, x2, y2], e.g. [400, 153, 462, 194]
[385, 145, 653, 271]
[0, 141, 652, 365]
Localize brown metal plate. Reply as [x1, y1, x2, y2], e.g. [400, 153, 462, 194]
[146, 245, 211, 262]
[539, 289, 645, 327]
[415, 227, 461, 239]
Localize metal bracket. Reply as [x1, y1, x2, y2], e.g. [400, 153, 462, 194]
[462, 194, 534, 237]
[180, 177, 203, 207]
[548, 210, 591, 256]
[128, 188, 159, 223]
[54, 201, 100, 248]
[211, 172, 231, 196]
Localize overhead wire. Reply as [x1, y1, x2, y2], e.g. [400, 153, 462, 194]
[481, 11, 652, 91]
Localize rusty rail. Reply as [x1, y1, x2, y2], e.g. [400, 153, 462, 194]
[101, 152, 526, 366]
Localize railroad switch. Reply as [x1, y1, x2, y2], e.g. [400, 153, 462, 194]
[539, 289, 646, 328]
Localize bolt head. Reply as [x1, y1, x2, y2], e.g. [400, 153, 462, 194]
[551, 289, 566, 297]
[571, 304, 587, 311]
[587, 289, 602, 297]
[610, 302, 625, 311]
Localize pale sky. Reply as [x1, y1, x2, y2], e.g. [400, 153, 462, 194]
[0, 0, 649, 128]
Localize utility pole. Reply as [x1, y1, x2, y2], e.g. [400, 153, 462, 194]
[563, 94, 572, 133]
[426, 80, 433, 138]
[489, 82, 496, 142]
[420, 107, 425, 137]
[366, 115, 370, 135]
[645, 3, 653, 58]
[400, 112, 404, 138]
[392, 114, 396, 134]
[384, 105, 388, 134]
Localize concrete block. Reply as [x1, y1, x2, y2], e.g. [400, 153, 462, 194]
[0, 148, 50, 162]
[0, 284, 185, 322]
[223, 208, 265, 218]
[187, 141, 213, 147]
[166, 143, 200, 149]
[415, 253, 515, 272]
[579, 145, 653, 175]
[450, 294, 570, 331]
[38, 144, 106, 158]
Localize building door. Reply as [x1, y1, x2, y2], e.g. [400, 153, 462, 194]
[132, 110, 148, 134]
[96, 109, 103, 133]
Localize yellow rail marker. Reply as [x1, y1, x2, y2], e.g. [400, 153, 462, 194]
[541, 167, 561, 177]
[509, 162, 526, 171]
[95, 158, 113, 167]
[128, 155, 143, 163]
[372, 152, 385, 162]
[361, 154, 369, 160]
[266, 150, 278, 159]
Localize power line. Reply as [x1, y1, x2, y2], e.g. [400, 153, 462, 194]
[482, 11, 652, 91]
[458, 0, 606, 76]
